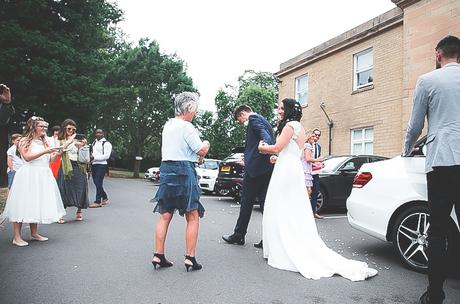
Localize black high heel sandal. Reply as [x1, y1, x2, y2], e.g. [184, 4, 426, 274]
[184, 255, 202, 272]
[151, 253, 173, 269]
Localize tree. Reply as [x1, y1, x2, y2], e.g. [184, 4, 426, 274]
[196, 70, 278, 160]
[0, 0, 123, 185]
[0, 0, 123, 129]
[99, 39, 195, 177]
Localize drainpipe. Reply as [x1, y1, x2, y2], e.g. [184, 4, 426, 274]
[320, 102, 333, 155]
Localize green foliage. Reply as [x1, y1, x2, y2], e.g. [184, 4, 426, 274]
[195, 70, 278, 160]
[0, 0, 123, 131]
[97, 39, 195, 170]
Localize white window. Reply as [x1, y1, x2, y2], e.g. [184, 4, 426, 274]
[353, 48, 373, 90]
[351, 127, 374, 155]
[295, 75, 308, 106]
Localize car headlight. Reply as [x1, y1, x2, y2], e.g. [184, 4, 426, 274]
[202, 176, 211, 179]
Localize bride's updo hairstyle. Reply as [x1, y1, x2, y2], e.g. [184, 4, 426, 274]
[276, 98, 303, 136]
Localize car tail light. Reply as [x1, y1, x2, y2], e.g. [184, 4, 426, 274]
[353, 172, 372, 188]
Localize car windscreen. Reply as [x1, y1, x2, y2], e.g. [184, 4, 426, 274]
[322, 156, 348, 172]
[200, 160, 219, 170]
[223, 153, 243, 163]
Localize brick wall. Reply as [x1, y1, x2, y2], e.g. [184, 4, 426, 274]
[279, 25, 404, 157]
[401, 0, 460, 134]
[277, 0, 460, 158]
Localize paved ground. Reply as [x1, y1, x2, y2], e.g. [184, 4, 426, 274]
[1, 177, 459, 304]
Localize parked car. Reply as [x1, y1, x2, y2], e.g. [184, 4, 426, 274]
[347, 136, 460, 273]
[315, 155, 388, 212]
[145, 167, 160, 182]
[195, 159, 220, 193]
[214, 149, 244, 198]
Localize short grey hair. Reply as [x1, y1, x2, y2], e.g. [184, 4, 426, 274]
[174, 92, 199, 116]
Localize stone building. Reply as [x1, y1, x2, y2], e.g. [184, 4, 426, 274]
[276, 0, 460, 157]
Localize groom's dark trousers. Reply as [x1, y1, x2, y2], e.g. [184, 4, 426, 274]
[233, 114, 275, 236]
[234, 170, 272, 235]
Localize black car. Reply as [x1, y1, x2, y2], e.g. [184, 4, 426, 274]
[316, 155, 388, 212]
[214, 149, 244, 199]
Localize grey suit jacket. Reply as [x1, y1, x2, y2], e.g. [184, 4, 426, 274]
[403, 62, 460, 172]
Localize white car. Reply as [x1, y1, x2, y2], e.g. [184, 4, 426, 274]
[195, 159, 220, 193]
[347, 136, 460, 272]
[145, 167, 160, 181]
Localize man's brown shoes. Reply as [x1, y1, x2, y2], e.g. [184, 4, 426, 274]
[89, 202, 102, 208]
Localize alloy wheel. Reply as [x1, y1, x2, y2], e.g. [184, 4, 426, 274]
[396, 211, 430, 270]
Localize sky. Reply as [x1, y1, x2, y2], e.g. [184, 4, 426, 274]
[114, 0, 397, 111]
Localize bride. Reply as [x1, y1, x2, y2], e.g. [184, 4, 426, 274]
[258, 98, 377, 281]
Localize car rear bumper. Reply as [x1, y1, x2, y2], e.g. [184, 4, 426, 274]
[215, 178, 242, 197]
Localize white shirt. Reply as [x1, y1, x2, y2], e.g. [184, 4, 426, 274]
[161, 118, 203, 162]
[7, 145, 24, 171]
[92, 138, 112, 165]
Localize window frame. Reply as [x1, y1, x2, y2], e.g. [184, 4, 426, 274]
[353, 48, 374, 91]
[295, 74, 309, 107]
[350, 127, 374, 155]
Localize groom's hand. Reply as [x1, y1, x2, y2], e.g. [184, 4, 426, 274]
[269, 155, 277, 164]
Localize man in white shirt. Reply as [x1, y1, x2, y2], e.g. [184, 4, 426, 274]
[90, 129, 112, 208]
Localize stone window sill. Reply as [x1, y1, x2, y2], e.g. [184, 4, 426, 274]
[352, 84, 374, 95]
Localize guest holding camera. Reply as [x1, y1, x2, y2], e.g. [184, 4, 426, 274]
[151, 92, 210, 271]
[56, 119, 89, 223]
[0, 84, 14, 125]
[3, 116, 65, 246]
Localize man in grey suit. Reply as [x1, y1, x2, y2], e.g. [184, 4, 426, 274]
[403, 35, 460, 304]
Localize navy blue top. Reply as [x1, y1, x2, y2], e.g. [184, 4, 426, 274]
[244, 114, 275, 178]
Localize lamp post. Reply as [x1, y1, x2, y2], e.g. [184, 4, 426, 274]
[320, 102, 333, 155]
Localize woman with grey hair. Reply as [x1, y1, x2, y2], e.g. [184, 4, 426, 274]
[151, 91, 210, 271]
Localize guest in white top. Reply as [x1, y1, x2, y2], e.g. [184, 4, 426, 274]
[90, 129, 112, 207]
[151, 92, 210, 271]
[6, 133, 24, 190]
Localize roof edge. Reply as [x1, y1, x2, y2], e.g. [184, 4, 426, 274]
[276, 7, 403, 77]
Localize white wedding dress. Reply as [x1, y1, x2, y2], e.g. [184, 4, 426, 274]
[263, 121, 377, 281]
[4, 139, 66, 224]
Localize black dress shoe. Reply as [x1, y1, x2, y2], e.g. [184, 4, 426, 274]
[419, 291, 444, 304]
[253, 240, 263, 249]
[419, 292, 430, 304]
[222, 233, 245, 245]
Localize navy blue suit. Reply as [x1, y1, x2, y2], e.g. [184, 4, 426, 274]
[234, 114, 275, 236]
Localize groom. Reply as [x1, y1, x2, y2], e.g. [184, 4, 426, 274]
[222, 105, 275, 248]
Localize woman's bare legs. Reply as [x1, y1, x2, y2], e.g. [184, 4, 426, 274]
[154, 212, 173, 257]
[12, 222, 27, 245]
[30, 223, 48, 240]
[185, 210, 199, 257]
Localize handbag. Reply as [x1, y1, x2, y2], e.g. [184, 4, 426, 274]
[312, 163, 323, 174]
[77, 145, 91, 164]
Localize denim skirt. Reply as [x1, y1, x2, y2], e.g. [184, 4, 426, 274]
[152, 161, 204, 218]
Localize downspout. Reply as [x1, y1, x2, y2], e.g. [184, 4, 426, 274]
[320, 102, 333, 155]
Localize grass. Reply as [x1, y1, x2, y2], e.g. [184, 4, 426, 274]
[108, 169, 142, 179]
[0, 187, 7, 214]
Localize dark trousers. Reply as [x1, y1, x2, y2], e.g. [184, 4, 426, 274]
[425, 165, 460, 301]
[234, 171, 272, 236]
[311, 174, 320, 212]
[91, 164, 108, 202]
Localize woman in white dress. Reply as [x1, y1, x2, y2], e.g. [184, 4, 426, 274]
[3, 116, 67, 247]
[258, 98, 377, 281]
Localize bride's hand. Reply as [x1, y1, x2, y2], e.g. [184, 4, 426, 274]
[270, 155, 277, 164]
[258, 140, 267, 154]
